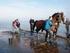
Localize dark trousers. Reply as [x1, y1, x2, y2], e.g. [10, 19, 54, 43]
[65, 25, 69, 38]
[30, 24, 34, 35]
[66, 25, 69, 34]
[30, 24, 34, 31]
[45, 30, 51, 41]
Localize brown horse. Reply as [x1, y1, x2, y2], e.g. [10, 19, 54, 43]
[51, 12, 64, 38]
[33, 20, 45, 33]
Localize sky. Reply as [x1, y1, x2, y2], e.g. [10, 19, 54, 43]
[0, 0, 70, 19]
[0, 0, 70, 30]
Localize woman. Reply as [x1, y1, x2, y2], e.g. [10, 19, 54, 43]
[12, 19, 20, 33]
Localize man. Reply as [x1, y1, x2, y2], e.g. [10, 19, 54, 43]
[29, 19, 34, 35]
[64, 18, 70, 38]
[45, 17, 52, 41]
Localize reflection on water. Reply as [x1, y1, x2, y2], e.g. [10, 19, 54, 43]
[65, 38, 70, 49]
[24, 38, 31, 48]
[0, 31, 70, 53]
[9, 34, 20, 47]
[33, 43, 59, 53]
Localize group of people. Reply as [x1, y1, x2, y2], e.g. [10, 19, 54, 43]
[12, 12, 70, 42]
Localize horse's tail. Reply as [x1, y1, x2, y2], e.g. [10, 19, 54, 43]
[41, 21, 46, 32]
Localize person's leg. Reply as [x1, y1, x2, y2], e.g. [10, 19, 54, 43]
[66, 26, 69, 38]
[32, 24, 34, 32]
[48, 30, 52, 39]
[45, 30, 48, 42]
[66, 26, 69, 34]
[30, 24, 33, 35]
[30, 25, 32, 32]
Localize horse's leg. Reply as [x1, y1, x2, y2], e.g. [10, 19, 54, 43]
[36, 27, 41, 33]
[53, 27, 59, 42]
[53, 32, 56, 39]
[53, 23, 59, 38]
[36, 28, 39, 33]
[41, 26, 43, 32]
[48, 30, 52, 39]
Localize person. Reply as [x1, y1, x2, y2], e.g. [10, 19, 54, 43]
[12, 19, 20, 33]
[29, 19, 34, 35]
[45, 16, 52, 42]
[16, 19, 20, 29]
[64, 18, 70, 38]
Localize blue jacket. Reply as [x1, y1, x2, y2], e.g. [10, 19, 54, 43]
[45, 19, 52, 30]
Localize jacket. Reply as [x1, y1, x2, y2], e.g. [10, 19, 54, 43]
[45, 19, 52, 30]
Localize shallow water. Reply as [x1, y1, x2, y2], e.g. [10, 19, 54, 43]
[0, 31, 70, 53]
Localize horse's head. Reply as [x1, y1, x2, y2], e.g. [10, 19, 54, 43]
[52, 12, 64, 23]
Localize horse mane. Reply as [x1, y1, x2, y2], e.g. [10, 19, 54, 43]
[52, 13, 59, 18]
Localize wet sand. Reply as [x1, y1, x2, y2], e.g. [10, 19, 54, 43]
[0, 30, 70, 53]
